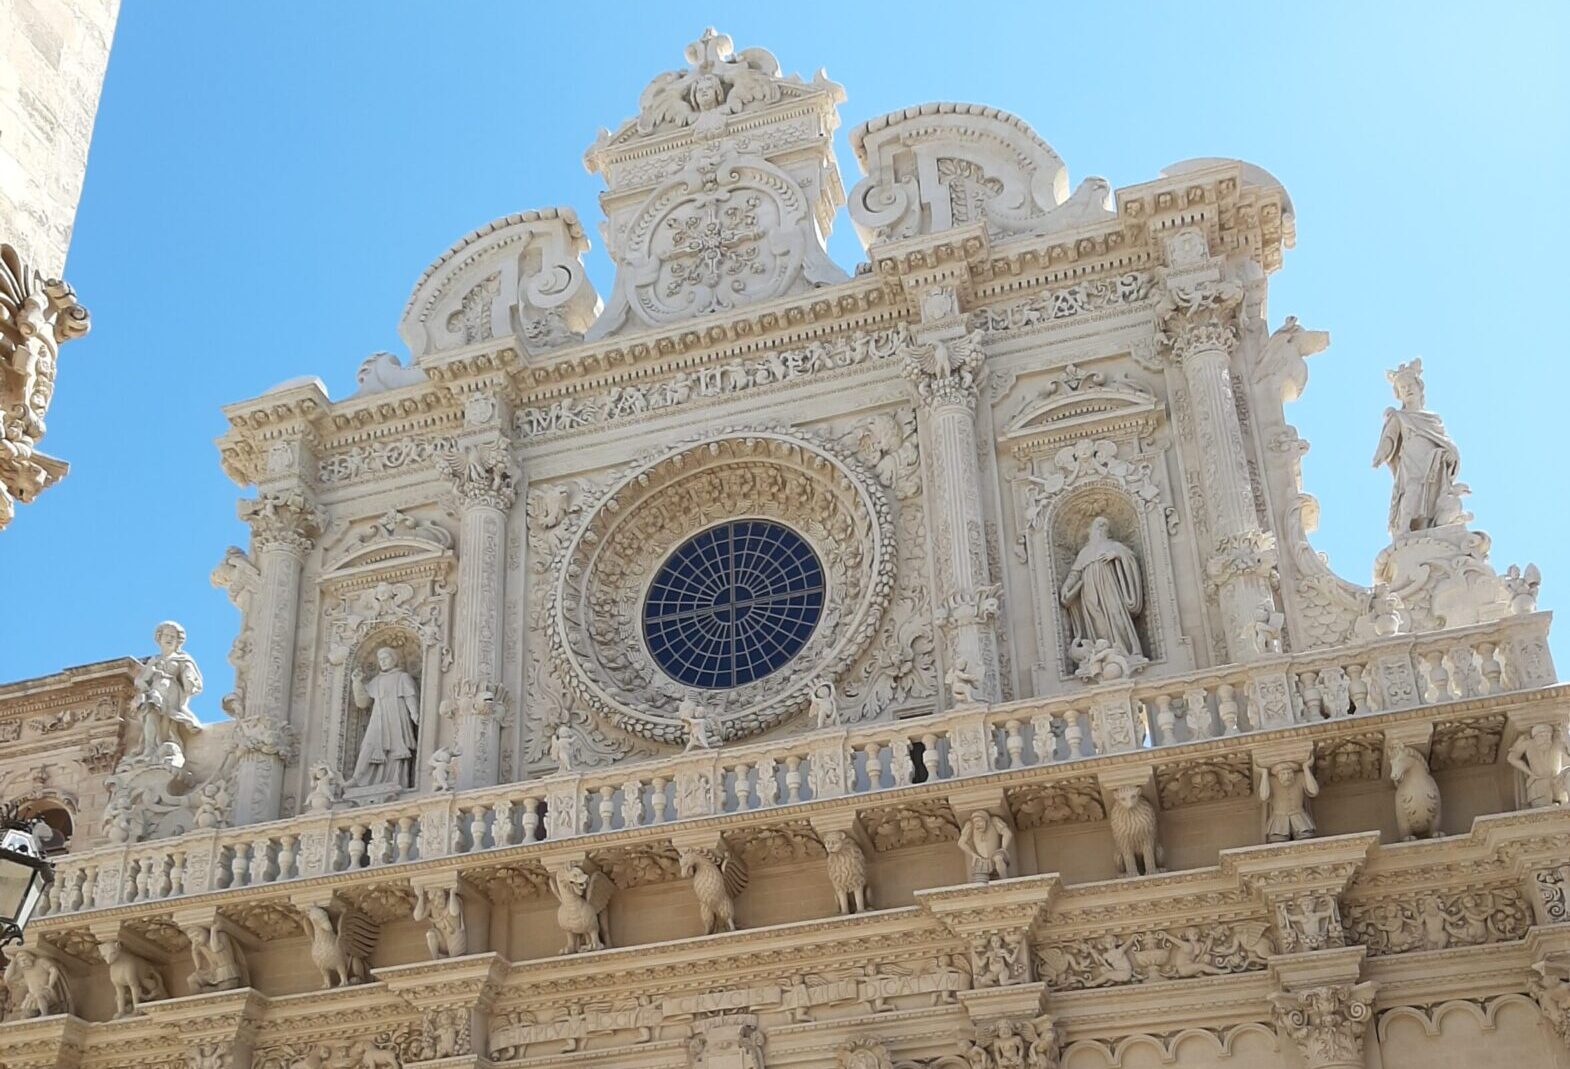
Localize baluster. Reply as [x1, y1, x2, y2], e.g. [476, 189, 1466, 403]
[892, 740, 915, 786]
[248, 838, 270, 885]
[647, 779, 667, 823]
[230, 842, 251, 886]
[919, 734, 942, 780]
[1478, 643, 1503, 694]
[863, 743, 883, 790]
[521, 798, 542, 842]
[1182, 688, 1211, 740]
[1002, 720, 1026, 768]
[64, 868, 85, 912]
[1346, 665, 1370, 714]
[1152, 696, 1177, 744]
[390, 817, 413, 861]
[347, 824, 367, 869]
[450, 812, 468, 854]
[1217, 684, 1240, 735]
[757, 759, 780, 806]
[128, 857, 146, 900]
[1298, 672, 1322, 720]
[477, 804, 497, 850]
[277, 834, 298, 879]
[729, 763, 751, 810]
[374, 821, 394, 865]
[1062, 712, 1084, 758]
[784, 758, 804, 803]
[620, 781, 646, 826]
[597, 786, 618, 829]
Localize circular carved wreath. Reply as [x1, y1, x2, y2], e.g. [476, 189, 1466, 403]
[547, 429, 896, 746]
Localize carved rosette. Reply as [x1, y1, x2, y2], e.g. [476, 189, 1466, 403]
[239, 489, 325, 556]
[1270, 982, 1376, 1068]
[547, 429, 896, 745]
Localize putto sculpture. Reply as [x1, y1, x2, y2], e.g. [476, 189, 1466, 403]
[130, 620, 203, 768]
[1372, 358, 1470, 537]
[349, 647, 421, 789]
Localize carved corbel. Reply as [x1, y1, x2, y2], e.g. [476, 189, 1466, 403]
[808, 812, 875, 916]
[287, 892, 379, 989]
[539, 850, 615, 953]
[86, 921, 170, 1018]
[374, 952, 510, 1062]
[1229, 832, 1375, 958]
[171, 905, 254, 993]
[914, 873, 1057, 1021]
[1094, 765, 1163, 878]
[409, 870, 482, 959]
[669, 828, 749, 936]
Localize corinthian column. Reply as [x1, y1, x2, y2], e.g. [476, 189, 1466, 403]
[233, 486, 322, 823]
[1269, 982, 1377, 1069]
[1158, 281, 1279, 664]
[903, 322, 1002, 704]
[439, 418, 517, 790]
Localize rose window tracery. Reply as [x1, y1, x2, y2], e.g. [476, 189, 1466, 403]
[548, 431, 895, 745]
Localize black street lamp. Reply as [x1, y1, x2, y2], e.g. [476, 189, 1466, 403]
[0, 805, 53, 946]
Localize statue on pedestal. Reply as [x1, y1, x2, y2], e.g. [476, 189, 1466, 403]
[131, 621, 203, 767]
[1061, 516, 1145, 678]
[349, 647, 420, 789]
[1372, 359, 1470, 537]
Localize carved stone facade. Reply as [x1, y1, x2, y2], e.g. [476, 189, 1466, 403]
[3, 26, 1568, 1069]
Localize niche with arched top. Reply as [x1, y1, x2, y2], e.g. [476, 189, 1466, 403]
[1046, 485, 1159, 677]
[338, 626, 424, 789]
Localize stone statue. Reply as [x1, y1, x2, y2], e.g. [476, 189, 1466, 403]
[101, 939, 168, 1017]
[303, 762, 343, 813]
[1372, 359, 1470, 537]
[1259, 761, 1319, 842]
[1507, 723, 1570, 807]
[183, 923, 249, 992]
[809, 679, 840, 728]
[1249, 604, 1284, 655]
[822, 829, 871, 915]
[550, 724, 577, 772]
[349, 647, 420, 789]
[1061, 516, 1144, 668]
[412, 885, 466, 959]
[1108, 785, 1162, 877]
[946, 658, 982, 704]
[1389, 744, 1442, 840]
[301, 903, 377, 989]
[551, 861, 615, 953]
[427, 745, 459, 792]
[678, 846, 748, 934]
[2, 948, 71, 1020]
[958, 810, 1014, 883]
[130, 620, 203, 767]
[679, 697, 721, 751]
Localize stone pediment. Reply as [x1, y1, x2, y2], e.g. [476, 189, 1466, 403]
[399, 208, 600, 361]
[1001, 363, 1160, 458]
[321, 510, 455, 587]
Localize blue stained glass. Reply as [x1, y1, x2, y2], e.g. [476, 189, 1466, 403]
[642, 520, 825, 689]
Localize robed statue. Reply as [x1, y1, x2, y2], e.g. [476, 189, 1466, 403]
[349, 647, 420, 788]
[1060, 516, 1144, 660]
[1372, 358, 1469, 537]
[131, 621, 203, 766]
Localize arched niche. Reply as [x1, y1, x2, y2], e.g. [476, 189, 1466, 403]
[334, 625, 428, 795]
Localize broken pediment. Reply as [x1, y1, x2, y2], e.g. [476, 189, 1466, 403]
[1001, 363, 1161, 458]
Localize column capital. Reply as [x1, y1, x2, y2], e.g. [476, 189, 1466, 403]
[1156, 279, 1244, 361]
[440, 440, 518, 511]
[1268, 980, 1377, 1069]
[238, 487, 325, 554]
[901, 325, 987, 412]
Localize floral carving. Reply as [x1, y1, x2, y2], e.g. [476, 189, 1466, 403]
[967, 272, 1156, 333]
[1269, 982, 1376, 1069]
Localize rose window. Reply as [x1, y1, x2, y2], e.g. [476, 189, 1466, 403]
[643, 520, 825, 689]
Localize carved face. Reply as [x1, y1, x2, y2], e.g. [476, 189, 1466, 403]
[1114, 785, 1143, 808]
[376, 647, 397, 671]
[1274, 765, 1297, 785]
[1532, 724, 1554, 744]
[823, 830, 846, 851]
[153, 621, 183, 653]
[1089, 515, 1111, 541]
[969, 811, 989, 832]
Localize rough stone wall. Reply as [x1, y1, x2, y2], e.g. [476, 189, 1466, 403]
[0, 0, 119, 276]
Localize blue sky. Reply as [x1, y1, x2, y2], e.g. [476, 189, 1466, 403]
[4, 3, 1566, 715]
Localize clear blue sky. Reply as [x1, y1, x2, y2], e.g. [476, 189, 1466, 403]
[5, 4, 1567, 716]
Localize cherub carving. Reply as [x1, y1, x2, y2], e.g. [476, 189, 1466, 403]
[809, 679, 840, 728]
[303, 762, 343, 813]
[549, 724, 577, 772]
[679, 696, 722, 751]
[427, 745, 460, 792]
[947, 658, 982, 705]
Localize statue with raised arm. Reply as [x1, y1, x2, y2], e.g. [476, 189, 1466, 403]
[957, 810, 1014, 883]
[130, 621, 203, 767]
[349, 647, 420, 788]
[1372, 359, 1470, 537]
[1061, 516, 1144, 664]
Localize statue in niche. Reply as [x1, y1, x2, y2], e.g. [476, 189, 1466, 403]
[130, 621, 203, 768]
[1060, 516, 1145, 677]
[349, 646, 420, 789]
[1372, 359, 1471, 537]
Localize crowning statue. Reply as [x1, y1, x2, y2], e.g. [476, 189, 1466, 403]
[1372, 359, 1470, 537]
[1060, 516, 1145, 666]
[349, 647, 421, 788]
[131, 621, 204, 766]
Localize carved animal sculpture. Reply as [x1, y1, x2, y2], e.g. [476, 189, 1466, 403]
[679, 846, 749, 934]
[1390, 744, 1443, 840]
[1108, 785, 1162, 877]
[552, 862, 615, 953]
[822, 830, 871, 915]
[100, 939, 168, 1017]
[301, 904, 377, 989]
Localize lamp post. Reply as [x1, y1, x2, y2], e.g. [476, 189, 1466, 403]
[0, 805, 53, 946]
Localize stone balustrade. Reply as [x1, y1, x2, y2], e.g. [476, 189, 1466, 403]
[33, 613, 1557, 921]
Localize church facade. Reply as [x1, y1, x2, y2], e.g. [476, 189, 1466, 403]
[2, 27, 1568, 1069]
